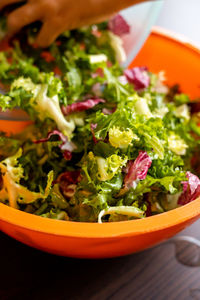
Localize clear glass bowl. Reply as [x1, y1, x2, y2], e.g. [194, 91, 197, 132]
[0, 0, 163, 121]
[122, 0, 163, 67]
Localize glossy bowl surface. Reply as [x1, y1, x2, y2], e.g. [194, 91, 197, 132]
[1, 28, 200, 258]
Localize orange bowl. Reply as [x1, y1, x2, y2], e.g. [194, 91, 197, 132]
[1, 27, 200, 258]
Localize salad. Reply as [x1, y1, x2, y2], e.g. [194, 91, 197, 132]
[0, 14, 200, 223]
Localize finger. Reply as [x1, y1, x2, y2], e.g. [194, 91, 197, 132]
[6, 3, 42, 37]
[35, 21, 62, 48]
[0, 0, 23, 11]
[78, 13, 116, 29]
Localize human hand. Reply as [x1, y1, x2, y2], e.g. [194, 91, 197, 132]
[0, 0, 148, 47]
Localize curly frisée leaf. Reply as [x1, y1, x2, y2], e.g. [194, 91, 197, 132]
[134, 96, 152, 119]
[0, 149, 53, 208]
[30, 82, 75, 136]
[41, 209, 69, 220]
[143, 133, 164, 160]
[168, 133, 188, 156]
[9, 76, 75, 137]
[96, 154, 128, 181]
[109, 126, 136, 149]
[98, 205, 144, 223]
[44, 171, 54, 198]
[0, 149, 24, 183]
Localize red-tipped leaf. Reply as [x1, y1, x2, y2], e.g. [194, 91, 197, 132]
[62, 98, 105, 115]
[124, 151, 152, 189]
[108, 14, 130, 36]
[178, 172, 200, 205]
[124, 66, 150, 91]
[33, 130, 76, 160]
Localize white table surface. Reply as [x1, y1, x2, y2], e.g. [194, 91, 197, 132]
[156, 0, 200, 45]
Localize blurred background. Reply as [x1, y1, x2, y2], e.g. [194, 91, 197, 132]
[156, 0, 200, 45]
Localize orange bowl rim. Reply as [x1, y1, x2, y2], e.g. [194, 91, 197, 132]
[152, 26, 200, 55]
[1, 27, 200, 239]
[1, 197, 200, 238]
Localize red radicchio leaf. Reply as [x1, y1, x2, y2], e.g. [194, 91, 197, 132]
[31, 43, 39, 49]
[56, 171, 81, 198]
[40, 51, 55, 63]
[62, 98, 105, 115]
[33, 130, 76, 160]
[0, 39, 12, 51]
[63, 150, 72, 161]
[145, 201, 152, 217]
[55, 40, 62, 46]
[124, 66, 150, 91]
[90, 123, 98, 144]
[124, 151, 152, 189]
[56, 170, 81, 185]
[62, 184, 77, 198]
[108, 14, 130, 36]
[53, 66, 62, 76]
[91, 68, 104, 78]
[90, 123, 106, 144]
[143, 194, 152, 217]
[34, 130, 67, 145]
[79, 43, 86, 50]
[178, 172, 200, 205]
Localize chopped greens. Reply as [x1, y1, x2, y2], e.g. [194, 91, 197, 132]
[0, 14, 200, 223]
